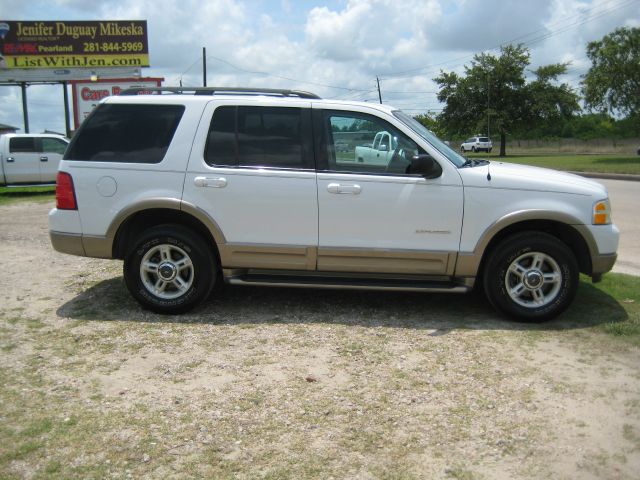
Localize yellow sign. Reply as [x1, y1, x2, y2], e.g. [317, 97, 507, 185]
[0, 20, 150, 70]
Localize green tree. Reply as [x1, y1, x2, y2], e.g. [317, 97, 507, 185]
[582, 27, 640, 116]
[413, 112, 445, 137]
[434, 44, 578, 156]
[525, 63, 580, 136]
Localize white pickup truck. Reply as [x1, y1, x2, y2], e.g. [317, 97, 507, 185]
[354, 130, 397, 166]
[0, 133, 69, 186]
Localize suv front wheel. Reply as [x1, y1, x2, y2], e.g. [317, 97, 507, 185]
[483, 232, 579, 321]
[124, 225, 216, 314]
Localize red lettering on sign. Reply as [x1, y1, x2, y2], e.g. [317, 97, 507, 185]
[81, 87, 110, 101]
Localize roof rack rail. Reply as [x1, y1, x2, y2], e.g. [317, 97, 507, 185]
[119, 87, 321, 99]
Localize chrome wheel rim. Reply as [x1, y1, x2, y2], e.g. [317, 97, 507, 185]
[505, 251, 562, 308]
[140, 244, 194, 300]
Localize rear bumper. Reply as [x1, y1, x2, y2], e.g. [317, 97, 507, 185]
[49, 231, 113, 258]
[50, 231, 85, 256]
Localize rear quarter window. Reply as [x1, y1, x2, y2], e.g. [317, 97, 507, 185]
[65, 103, 185, 163]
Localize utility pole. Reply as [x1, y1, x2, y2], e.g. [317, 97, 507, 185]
[376, 77, 382, 104]
[487, 73, 490, 138]
[203, 47, 207, 87]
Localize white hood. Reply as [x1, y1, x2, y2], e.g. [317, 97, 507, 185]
[458, 161, 608, 198]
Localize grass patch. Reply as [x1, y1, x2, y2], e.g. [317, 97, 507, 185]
[0, 186, 54, 206]
[465, 153, 640, 175]
[559, 273, 640, 345]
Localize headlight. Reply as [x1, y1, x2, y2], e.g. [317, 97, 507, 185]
[593, 199, 612, 225]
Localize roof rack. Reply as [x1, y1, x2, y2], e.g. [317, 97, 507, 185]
[118, 87, 321, 99]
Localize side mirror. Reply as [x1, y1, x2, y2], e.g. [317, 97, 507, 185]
[378, 144, 389, 152]
[409, 154, 442, 179]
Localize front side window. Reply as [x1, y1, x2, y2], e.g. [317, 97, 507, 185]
[393, 110, 466, 167]
[41, 138, 68, 154]
[319, 111, 422, 175]
[65, 104, 185, 163]
[9, 137, 36, 153]
[205, 106, 312, 169]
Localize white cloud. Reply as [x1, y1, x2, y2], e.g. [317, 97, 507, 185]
[0, 0, 637, 132]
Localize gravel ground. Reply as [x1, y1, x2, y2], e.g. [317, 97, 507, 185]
[1, 200, 640, 479]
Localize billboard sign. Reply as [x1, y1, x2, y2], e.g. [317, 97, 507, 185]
[0, 20, 149, 71]
[70, 77, 163, 129]
[0, 66, 142, 83]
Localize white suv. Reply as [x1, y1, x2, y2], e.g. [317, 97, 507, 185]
[461, 136, 492, 153]
[49, 87, 618, 321]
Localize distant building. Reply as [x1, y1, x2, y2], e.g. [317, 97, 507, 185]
[0, 123, 19, 135]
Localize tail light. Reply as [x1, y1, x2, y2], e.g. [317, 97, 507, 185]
[56, 172, 77, 210]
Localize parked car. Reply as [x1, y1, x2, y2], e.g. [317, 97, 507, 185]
[461, 136, 492, 153]
[0, 133, 69, 186]
[49, 87, 618, 321]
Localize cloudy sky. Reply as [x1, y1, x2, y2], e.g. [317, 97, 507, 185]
[1, 0, 638, 133]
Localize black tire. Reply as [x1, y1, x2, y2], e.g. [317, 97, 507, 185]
[471, 146, 476, 152]
[124, 225, 216, 314]
[482, 232, 579, 321]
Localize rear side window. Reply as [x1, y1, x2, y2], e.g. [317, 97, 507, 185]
[9, 137, 37, 153]
[65, 104, 185, 163]
[205, 105, 312, 169]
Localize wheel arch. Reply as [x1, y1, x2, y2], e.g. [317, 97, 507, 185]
[457, 211, 596, 280]
[110, 199, 225, 263]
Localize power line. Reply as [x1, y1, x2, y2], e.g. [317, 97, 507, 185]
[193, 54, 375, 92]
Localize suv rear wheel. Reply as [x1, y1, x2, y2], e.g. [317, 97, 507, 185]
[483, 232, 579, 321]
[124, 225, 216, 314]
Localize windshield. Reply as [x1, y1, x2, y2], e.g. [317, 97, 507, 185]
[392, 110, 467, 167]
[479, 137, 490, 142]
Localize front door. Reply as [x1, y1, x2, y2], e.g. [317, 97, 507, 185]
[315, 109, 464, 276]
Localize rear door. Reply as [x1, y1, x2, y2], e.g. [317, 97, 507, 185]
[39, 137, 69, 182]
[4, 136, 40, 183]
[184, 100, 318, 271]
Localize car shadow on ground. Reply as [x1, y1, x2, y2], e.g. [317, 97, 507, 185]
[56, 276, 628, 333]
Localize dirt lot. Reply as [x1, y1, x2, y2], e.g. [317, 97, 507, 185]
[2, 200, 640, 479]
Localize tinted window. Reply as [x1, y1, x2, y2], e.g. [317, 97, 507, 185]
[479, 137, 489, 142]
[9, 137, 36, 153]
[205, 106, 236, 166]
[205, 106, 310, 169]
[41, 138, 68, 154]
[65, 104, 185, 163]
[319, 111, 423, 175]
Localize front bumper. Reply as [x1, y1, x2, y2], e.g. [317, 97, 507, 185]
[591, 253, 617, 280]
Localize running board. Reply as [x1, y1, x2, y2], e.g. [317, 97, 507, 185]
[226, 272, 470, 293]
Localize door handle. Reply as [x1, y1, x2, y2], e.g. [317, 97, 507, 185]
[327, 183, 361, 195]
[6, 157, 15, 162]
[40, 156, 48, 162]
[194, 176, 227, 188]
